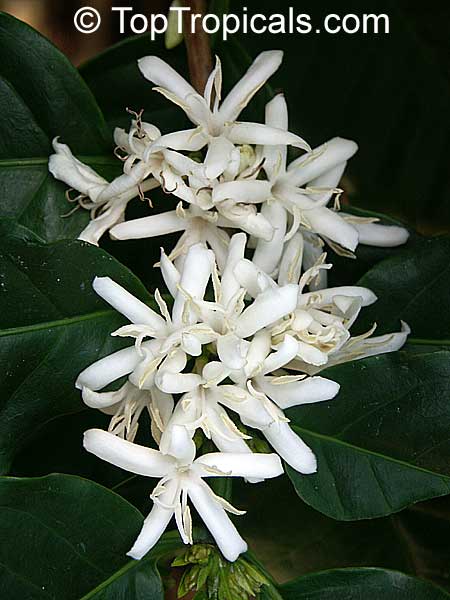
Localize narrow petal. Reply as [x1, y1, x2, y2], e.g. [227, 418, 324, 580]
[278, 232, 303, 286]
[226, 122, 309, 151]
[160, 248, 180, 298]
[252, 202, 287, 275]
[150, 128, 208, 152]
[138, 56, 197, 100]
[204, 136, 236, 179]
[298, 286, 377, 308]
[93, 277, 166, 330]
[212, 180, 272, 205]
[346, 220, 410, 248]
[286, 137, 358, 187]
[127, 478, 177, 559]
[111, 211, 185, 240]
[233, 258, 273, 298]
[81, 383, 127, 410]
[186, 477, 248, 562]
[235, 284, 298, 338]
[263, 421, 317, 474]
[172, 244, 214, 326]
[196, 452, 283, 479]
[83, 428, 174, 476]
[262, 335, 299, 374]
[256, 375, 340, 409]
[76, 346, 140, 391]
[156, 371, 203, 394]
[219, 50, 283, 122]
[295, 340, 328, 367]
[305, 207, 359, 252]
[221, 232, 247, 307]
[263, 94, 288, 179]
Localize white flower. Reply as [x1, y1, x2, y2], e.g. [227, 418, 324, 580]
[48, 138, 160, 245]
[212, 94, 409, 280]
[234, 252, 410, 371]
[76, 243, 218, 395]
[137, 52, 310, 179]
[83, 427, 283, 561]
[81, 380, 173, 443]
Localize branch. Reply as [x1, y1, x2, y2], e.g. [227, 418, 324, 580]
[182, 0, 213, 93]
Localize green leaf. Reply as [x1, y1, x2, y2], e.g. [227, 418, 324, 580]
[0, 473, 183, 599]
[0, 224, 151, 474]
[0, 12, 113, 241]
[287, 349, 450, 520]
[356, 237, 450, 340]
[280, 568, 449, 600]
[80, 35, 190, 132]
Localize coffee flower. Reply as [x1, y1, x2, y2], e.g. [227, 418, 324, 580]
[84, 427, 283, 561]
[137, 51, 310, 179]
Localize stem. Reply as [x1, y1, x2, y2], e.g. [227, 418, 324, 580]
[182, 0, 213, 93]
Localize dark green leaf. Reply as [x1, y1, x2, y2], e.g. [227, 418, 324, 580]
[0, 224, 150, 473]
[356, 237, 450, 340]
[0, 12, 113, 241]
[280, 568, 449, 600]
[0, 474, 183, 599]
[287, 350, 450, 520]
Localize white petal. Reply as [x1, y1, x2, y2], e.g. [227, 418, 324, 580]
[127, 478, 177, 559]
[204, 136, 236, 179]
[305, 207, 359, 252]
[227, 122, 309, 151]
[286, 137, 358, 187]
[138, 56, 197, 100]
[186, 477, 248, 562]
[219, 50, 283, 122]
[262, 335, 299, 374]
[196, 452, 283, 479]
[172, 243, 214, 326]
[78, 198, 128, 246]
[83, 428, 175, 476]
[93, 277, 166, 330]
[81, 383, 127, 410]
[221, 232, 247, 307]
[235, 284, 298, 338]
[252, 202, 287, 275]
[49, 139, 107, 200]
[296, 340, 328, 366]
[263, 421, 317, 474]
[213, 180, 272, 205]
[298, 286, 377, 308]
[160, 248, 180, 298]
[233, 258, 273, 297]
[76, 346, 140, 391]
[245, 329, 272, 376]
[156, 371, 202, 394]
[308, 162, 347, 204]
[346, 220, 409, 248]
[111, 211, 185, 240]
[150, 128, 208, 152]
[217, 334, 246, 370]
[214, 386, 273, 430]
[263, 94, 288, 179]
[256, 375, 340, 409]
[278, 232, 303, 286]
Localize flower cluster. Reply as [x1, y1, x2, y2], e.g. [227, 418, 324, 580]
[50, 50, 410, 562]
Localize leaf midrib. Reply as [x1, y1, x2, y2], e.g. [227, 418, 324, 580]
[292, 425, 450, 482]
[0, 156, 117, 168]
[0, 309, 114, 338]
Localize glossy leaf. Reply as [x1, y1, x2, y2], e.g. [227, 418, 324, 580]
[0, 12, 114, 241]
[356, 237, 450, 339]
[281, 568, 449, 600]
[0, 474, 183, 599]
[0, 223, 150, 474]
[287, 350, 450, 520]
